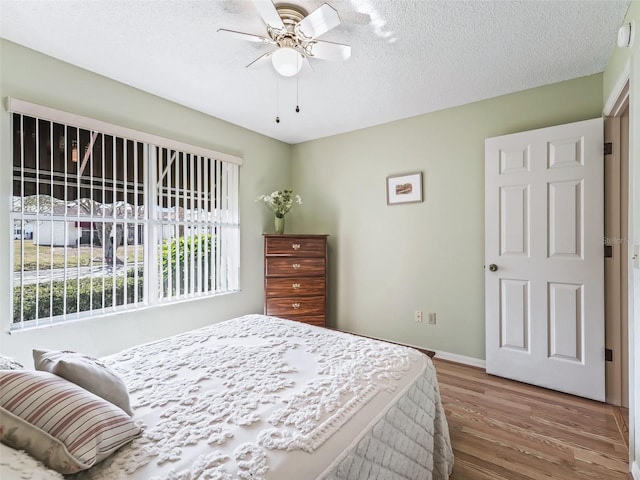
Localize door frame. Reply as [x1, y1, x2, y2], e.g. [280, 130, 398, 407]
[604, 80, 630, 407]
[603, 60, 634, 476]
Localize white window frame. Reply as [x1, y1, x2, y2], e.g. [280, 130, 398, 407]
[8, 98, 242, 330]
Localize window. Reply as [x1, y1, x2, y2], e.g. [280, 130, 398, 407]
[153, 147, 239, 299]
[9, 99, 241, 330]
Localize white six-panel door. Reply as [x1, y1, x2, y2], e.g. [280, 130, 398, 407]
[485, 118, 605, 401]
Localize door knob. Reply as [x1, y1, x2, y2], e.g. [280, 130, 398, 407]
[489, 264, 498, 272]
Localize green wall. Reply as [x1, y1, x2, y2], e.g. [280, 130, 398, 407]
[291, 74, 604, 361]
[0, 40, 290, 366]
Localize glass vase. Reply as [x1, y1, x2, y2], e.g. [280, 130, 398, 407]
[274, 216, 285, 234]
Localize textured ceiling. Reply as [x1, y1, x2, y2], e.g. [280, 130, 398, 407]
[0, 0, 631, 144]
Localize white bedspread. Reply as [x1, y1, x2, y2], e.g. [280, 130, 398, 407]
[71, 314, 453, 479]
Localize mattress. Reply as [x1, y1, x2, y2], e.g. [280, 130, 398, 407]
[69, 314, 454, 479]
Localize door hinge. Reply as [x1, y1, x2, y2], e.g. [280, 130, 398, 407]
[604, 245, 613, 258]
[605, 348, 613, 362]
[604, 142, 613, 155]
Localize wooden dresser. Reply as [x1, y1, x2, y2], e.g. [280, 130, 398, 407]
[263, 234, 328, 327]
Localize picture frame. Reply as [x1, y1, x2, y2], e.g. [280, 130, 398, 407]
[386, 171, 423, 205]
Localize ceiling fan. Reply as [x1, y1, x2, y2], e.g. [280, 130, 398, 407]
[218, 0, 351, 77]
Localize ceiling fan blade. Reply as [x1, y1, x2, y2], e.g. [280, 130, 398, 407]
[217, 28, 273, 44]
[252, 0, 285, 31]
[295, 3, 341, 39]
[246, 51, 273, 69]
[306, 40, 351, 61]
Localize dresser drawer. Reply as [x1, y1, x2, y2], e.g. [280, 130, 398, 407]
[265, 237, 326, 257]
[265, 277, 326, 297]
[265, 257, 325, 277]
[265, 296, 325, 317]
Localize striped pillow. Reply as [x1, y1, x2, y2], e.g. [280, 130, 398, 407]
[0, 370, 141, 474]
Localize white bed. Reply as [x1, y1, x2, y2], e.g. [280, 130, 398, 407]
[3, 314, 454, 479]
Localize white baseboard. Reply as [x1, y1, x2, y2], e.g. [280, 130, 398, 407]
[632, 460, 639, 480]
[431, 350, 486, 369]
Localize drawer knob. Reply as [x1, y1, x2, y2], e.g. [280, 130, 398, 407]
[292, 283, 301, 289]
[292, 263, 301, 269]
[292, 302, 301, 309]
[292, 243, 301, 250]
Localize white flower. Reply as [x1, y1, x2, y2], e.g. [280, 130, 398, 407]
[256, 190, 302, 218]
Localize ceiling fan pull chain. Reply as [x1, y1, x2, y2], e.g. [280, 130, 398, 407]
[276, 75, 280, 124]
[296, 73, 300, 113]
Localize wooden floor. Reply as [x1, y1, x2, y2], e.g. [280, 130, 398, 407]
[433, 359, 630, 480]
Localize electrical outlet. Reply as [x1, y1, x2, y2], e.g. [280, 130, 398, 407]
[428, 312, 436, 325]
[414, 310, 423, 323]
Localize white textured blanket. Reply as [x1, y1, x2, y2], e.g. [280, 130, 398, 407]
[70, 314, 453, 479]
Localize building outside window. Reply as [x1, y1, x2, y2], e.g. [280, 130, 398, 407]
[9, 101, 240, 330]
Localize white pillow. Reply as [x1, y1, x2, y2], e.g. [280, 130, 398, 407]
[0, 370, 141, 474]
[33, 349, 133, 416]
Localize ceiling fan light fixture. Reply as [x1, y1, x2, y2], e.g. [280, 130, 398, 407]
[271, 47, 302, 77]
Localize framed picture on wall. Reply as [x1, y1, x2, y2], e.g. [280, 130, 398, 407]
[386, 171, 423, 205]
